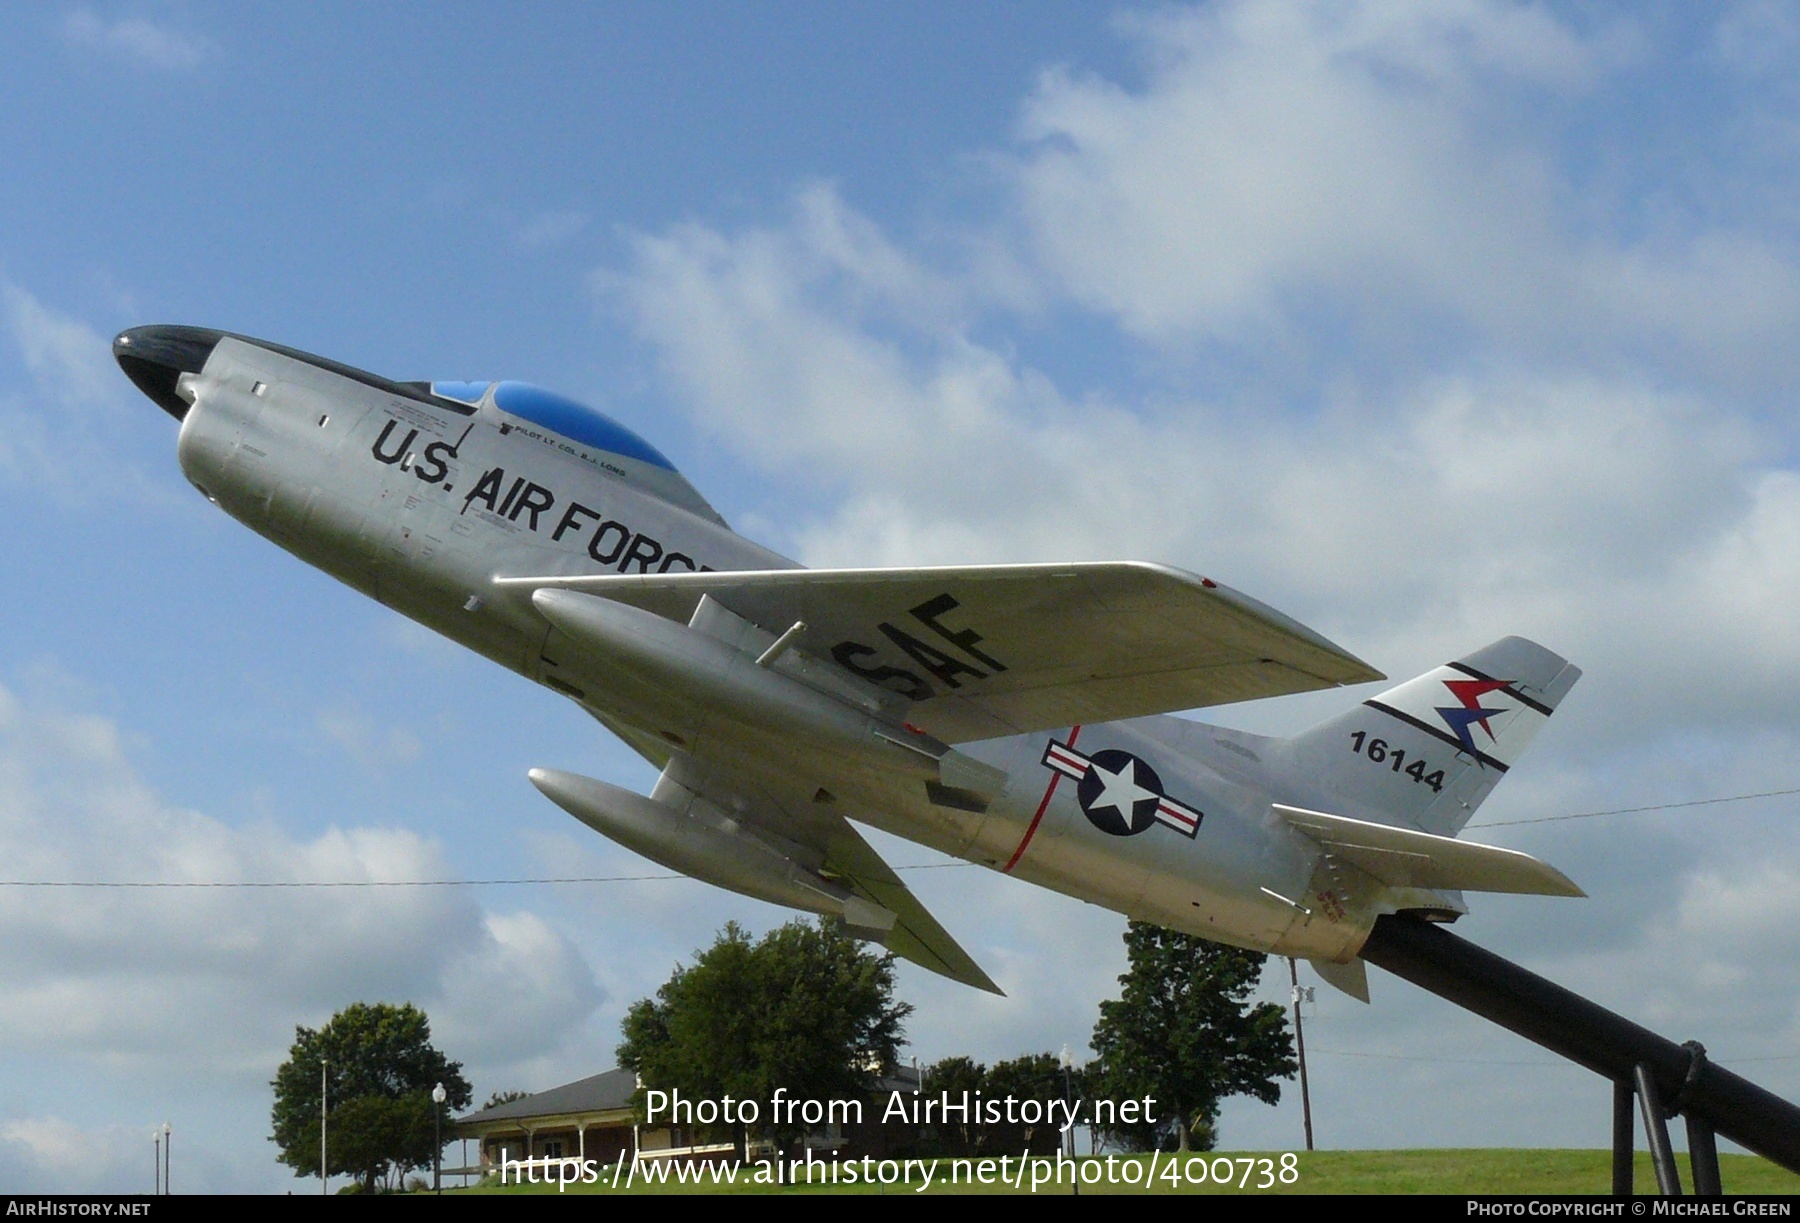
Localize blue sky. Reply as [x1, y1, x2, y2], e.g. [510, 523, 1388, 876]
[3, 1, 1800, 1192]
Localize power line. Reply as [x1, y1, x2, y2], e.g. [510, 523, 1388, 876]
[0, 876, 677, 888]
[1467, 786, 1800, 828]
[2, 785, 1794, 888]
[0, 862, 972, 888]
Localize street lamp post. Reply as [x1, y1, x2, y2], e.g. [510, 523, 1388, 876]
[320, 1058, 329, 1196]
[432, 1082, 448, 1195]
[161, 1123, 170, 1195]
[1059, 1045, 1080, 1197]
[1287, 958, 1315, 1152]
[152, 1130, 160, 1195]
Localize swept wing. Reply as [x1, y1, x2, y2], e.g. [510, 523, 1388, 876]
[497, 562, 1382, 741]
[648, 747, 1001, 993]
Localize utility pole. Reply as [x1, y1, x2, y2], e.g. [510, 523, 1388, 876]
[1287, 958, 1315, 1151]
[320, 1058, 328, 1196]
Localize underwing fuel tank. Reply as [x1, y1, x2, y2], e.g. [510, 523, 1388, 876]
[529, 588, 1004, 802]
[527, 767, 896, 934]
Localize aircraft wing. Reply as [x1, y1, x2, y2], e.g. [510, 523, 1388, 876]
[497, 562, 1382, 741]
[810, 815, 1001, 994]
[545, 725, 1001, 992]
[647, 751, 1002, 993]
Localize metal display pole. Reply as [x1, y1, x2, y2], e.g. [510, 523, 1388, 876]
[1360, 914, 1800, 1187]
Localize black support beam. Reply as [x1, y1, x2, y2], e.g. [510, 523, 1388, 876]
[1612, 1078, 1634, 1196]
[1359, 914, 1800, 1177]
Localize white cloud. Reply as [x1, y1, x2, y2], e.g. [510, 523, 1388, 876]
[626, 198, 1800, 761]
[2, 284, 117, 409]
[1520, 853, 1800, 1114]
[891, 865, 1131, 1066]
[0, 1118, 148, 1194]
[1007, 2, 1800, 383]
[596, 0, 1800, 1150]
[604, 15, 1800, 756]
[612, 185, 1156, 563]
[435, 911, 601, 1065]
[1712, 0, 1800, 75]
[514, 210, 589, 251]
[0, 683, 601, 1085]
[317, 704, 426, 771]
[61, 10, 218, 72]
[1013, 5, 1539, 342]
[0, 281, 180, 504]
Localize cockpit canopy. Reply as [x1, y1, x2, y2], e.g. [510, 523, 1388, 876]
[431, 380, 723, 525]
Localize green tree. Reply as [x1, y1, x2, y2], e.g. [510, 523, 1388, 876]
[1089, 923, 1296, 1152]
[270, 1002, 472, 1193]
[617, 919, 912, 1148]
[985, 1052, 1068, 1105]
[986, 1052, 1081, 1155]
[918, 1053, 1080, 1156]
[921, 1056, 986, 1153]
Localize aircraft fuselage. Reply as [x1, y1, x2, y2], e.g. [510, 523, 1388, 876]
[122, 327, 1418, 973]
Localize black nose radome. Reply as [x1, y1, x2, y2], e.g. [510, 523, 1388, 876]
[113, 325, 226, 420]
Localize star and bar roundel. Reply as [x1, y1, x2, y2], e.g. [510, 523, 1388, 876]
[1041, 739, 1204, 839]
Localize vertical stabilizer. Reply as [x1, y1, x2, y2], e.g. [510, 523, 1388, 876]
[1284, 637, 1579, 835]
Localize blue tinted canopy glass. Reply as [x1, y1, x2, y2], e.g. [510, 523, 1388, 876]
[490, 382, 676, 471]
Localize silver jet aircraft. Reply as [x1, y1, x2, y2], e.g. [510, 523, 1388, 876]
[114, 325, 1583, 998]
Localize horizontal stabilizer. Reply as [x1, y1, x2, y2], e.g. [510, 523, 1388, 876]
[1276, 803, 1584, 897]
[496, 562, 1382, 741]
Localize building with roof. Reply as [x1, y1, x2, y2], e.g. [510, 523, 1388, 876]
[454, 1068, 638, 1174]
[453, 1063, 956, 1179]
[452, 1068, 737, 1175]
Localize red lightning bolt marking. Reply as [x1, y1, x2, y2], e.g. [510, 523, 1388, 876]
[1442, 678, 1512, 741]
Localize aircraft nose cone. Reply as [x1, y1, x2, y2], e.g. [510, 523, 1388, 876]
[113, 324, 226, 420]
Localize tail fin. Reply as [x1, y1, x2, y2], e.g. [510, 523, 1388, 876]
[1284, 637, 1580, 836]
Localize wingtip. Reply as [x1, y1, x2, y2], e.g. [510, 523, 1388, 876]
[1534, 862, 1587, 899]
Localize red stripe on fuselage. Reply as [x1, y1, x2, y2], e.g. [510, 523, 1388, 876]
[1004, 724, 1081, 874]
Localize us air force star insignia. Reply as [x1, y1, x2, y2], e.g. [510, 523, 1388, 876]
[1041, 739, 1203, 838]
